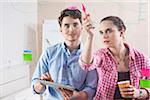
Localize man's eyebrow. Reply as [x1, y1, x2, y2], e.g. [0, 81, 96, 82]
[64, 22, 78, 25]
[73, 22, 78, 24]
[64, 23, 69, 25]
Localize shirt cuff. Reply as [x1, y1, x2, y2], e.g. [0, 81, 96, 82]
[31, 79, 46, 95]
[142, 88, 150, 100]
[82, 87, 96, 100]
[78, 56, 93, 70]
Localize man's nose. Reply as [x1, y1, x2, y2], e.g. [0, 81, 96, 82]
[69, 25, 74, 32]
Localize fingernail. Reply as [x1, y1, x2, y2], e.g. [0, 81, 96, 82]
[87, 13, 90, 16]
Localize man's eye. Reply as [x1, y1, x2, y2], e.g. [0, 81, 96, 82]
[65, 24, 69, 28]
[73, 23, 78, 27]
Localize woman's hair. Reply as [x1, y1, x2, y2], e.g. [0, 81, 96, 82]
[58, 7, 82, 27]
[100, 16, 126, 31]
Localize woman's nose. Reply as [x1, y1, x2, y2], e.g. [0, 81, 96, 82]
[103, 33, 108, 39]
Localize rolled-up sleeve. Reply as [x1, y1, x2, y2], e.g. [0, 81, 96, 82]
[82, 69, 98, 100]
[142, 57, 150, 99]
[78, 56, 94, 70]
[31, 48, 50, 94]
[79, 50, 103, 71]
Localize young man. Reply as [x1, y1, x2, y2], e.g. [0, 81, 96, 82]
[31, 7, 98, 100]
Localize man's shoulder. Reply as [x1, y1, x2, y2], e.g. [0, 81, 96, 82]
[46, 43, 62, 51]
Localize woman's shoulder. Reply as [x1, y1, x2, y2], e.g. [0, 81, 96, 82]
[95, 48, 107, 55]
[130, 48, 149, 60]
[131, 48, 144, 55]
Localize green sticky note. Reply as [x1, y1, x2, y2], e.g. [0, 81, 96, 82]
[23, 54, 32, 61]
[23, 50, 32, 61]
[140, 80, 150, 88]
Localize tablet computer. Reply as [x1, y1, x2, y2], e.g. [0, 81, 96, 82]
[37, 79, 76, 91]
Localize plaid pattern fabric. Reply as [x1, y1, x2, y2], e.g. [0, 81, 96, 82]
[79, 43, 150, 100]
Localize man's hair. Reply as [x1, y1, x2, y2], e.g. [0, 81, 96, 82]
[58, 8, 82, 27]
[100, 16, 126, 31]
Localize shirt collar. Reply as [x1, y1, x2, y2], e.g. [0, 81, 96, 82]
[61, 42, 82, 56]
[105, 43, 135, 61]
[124, 43, 135, 61]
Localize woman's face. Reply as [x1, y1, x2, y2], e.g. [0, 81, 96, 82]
[99, 20, 122, 48]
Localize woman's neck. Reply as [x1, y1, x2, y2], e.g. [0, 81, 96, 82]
[109, 42, 127, 58]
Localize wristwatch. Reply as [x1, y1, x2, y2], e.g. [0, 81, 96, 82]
[139, 89, 142, 98]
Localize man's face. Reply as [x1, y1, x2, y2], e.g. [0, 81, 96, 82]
[60, 16, 82, 43]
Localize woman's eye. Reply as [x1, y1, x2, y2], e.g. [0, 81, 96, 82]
[99, 31, 103, 35]
[106, 28, 113, 33]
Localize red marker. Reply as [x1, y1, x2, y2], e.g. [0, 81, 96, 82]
[82, 3, 87, 14]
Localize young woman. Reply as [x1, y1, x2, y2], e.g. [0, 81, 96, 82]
[80, 15, 150, 100]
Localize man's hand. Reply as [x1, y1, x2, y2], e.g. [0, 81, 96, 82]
[34, 72, 53, 93]
[70, 91, 88, 100]
[34, 82, 45, 93]
[59, 88, 88, 100]
[40, 72, 54, 82]
[58, 88, 73, 100]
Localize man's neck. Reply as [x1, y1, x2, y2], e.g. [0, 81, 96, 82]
[64, 41, 80, 52]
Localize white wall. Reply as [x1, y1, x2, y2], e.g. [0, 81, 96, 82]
[1, 0, 38, 67]
[0, 0, 37, 99]
[0, 0, 149, 99]
[38, 1, 150, 57]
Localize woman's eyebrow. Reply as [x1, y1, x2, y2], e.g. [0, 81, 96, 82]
[105, 28, 113, 33]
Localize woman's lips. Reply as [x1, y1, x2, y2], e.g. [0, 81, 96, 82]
[104, 40, 109, 43]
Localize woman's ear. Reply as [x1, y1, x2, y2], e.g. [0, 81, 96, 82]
[120, 32, 123, 36]
[120, 32, 124, 37]
[120, 29, 125, 36]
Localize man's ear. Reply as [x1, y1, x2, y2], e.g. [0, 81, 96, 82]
[81, 26, 83, 30]
[60, 28, 62, 32]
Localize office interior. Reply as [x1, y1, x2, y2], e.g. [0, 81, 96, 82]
[0, 0, 150, 100]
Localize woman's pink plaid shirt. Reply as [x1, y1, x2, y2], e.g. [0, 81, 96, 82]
[79, 43, 150, 100]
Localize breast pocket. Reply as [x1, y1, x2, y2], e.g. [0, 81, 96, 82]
[69, 62, 87, 84]
[102, 60, 114, 72]
[101, 61, 115, 82]
[48, 59, 61, 81]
